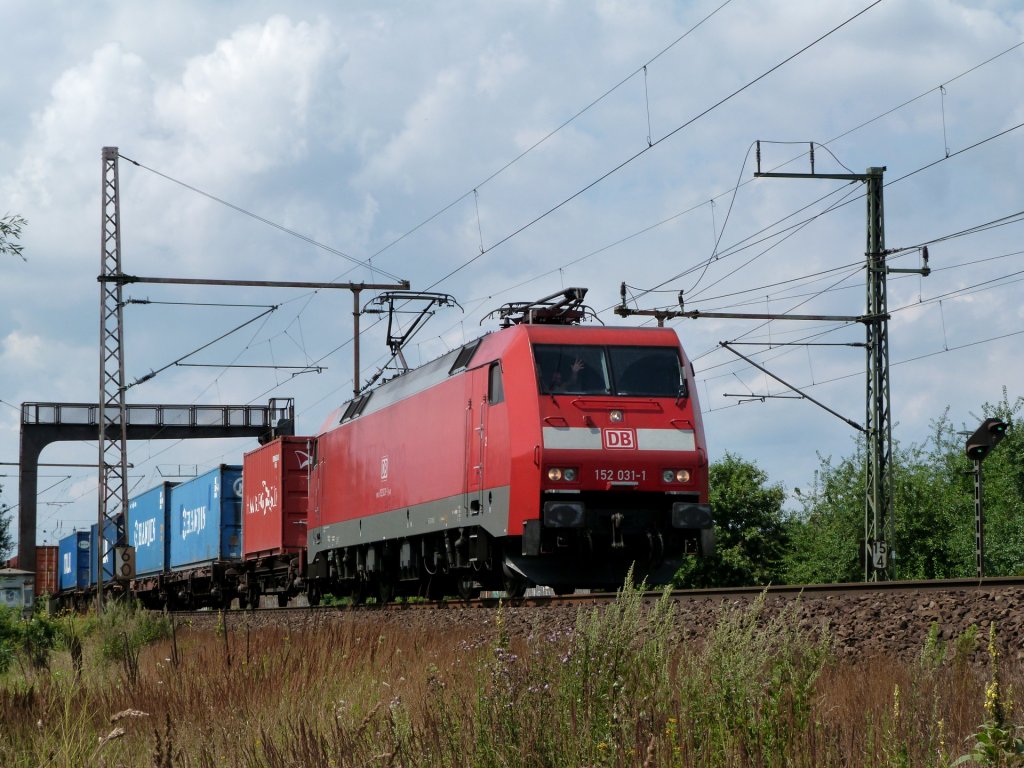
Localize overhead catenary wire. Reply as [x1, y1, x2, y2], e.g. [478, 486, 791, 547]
[452, 39, 1024, 323]
[703, 325, 1024, 415]
[118, 153, 406, 284]
[423, 0, 885, 293]
[363, 0, 739, 265]
[83, 18, 1019, 505]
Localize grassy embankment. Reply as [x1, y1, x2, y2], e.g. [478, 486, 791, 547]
[0, 584, 1020, 767]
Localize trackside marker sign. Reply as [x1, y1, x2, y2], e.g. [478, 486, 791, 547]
[602, 428, 637, 449]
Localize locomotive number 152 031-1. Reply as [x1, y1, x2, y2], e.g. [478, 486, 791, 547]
[594, 468, 646, 482]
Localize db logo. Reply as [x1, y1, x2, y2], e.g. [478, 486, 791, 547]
[603, 429, 636, 449]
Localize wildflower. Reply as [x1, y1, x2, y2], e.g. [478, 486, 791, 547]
[985, 680, 1000, 720]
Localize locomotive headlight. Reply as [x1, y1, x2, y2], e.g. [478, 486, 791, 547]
[547, 467, 578, 482]
[662, 469, 675, 483]
[609, 409, 624, 423]
[662, 469, 691, 484]
[675, 469, 691, 483]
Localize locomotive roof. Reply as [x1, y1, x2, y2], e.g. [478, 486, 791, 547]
[321, 322, 685, 432]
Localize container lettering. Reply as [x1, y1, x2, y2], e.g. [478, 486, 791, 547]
[247, 480, 278, 517]
[134, 518, 157, 548]
[181, 505, 208, 539]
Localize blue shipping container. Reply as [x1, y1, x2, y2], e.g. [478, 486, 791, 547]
[58, 531, 91, 591]
[88, 518, 120, 587]
[127, 483, 176, 576]
[168, 465, 242, 570]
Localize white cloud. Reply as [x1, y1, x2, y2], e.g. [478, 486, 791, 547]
[154, 15, 336, 180]
[1, 331, 46, 370]
[358, 67, 466, 192]
[475, 36, 527, 97]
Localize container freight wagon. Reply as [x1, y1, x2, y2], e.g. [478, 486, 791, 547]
[238, 436, 312, 608]
[126, 482, 176, 608]
[58, 531, 91, 607]
[161, 465, 242, 609]
[306, 318, 712, 604]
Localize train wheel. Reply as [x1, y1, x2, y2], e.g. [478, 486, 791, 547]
[503, 575, 527, 599]
[422, 574, 446, 601]
[553, 585, 575, 596]
[376, 573, 397, 604]
[307, 584, 321, 607]
[276, 593, 289, 608]
[349, 581, 367, 606]
[246, 586, 261, 610]
[456, 576, 481, 601]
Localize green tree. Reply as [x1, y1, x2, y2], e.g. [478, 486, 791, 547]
[784, 448, 865, 584]
[0, 482, 12, 560]
[675, 452, 788, 588]
[784, 391, 1024, 583]
[0, 213, 27, 261]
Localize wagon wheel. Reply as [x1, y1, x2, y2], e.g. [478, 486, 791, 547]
[349, 580, 367, 606]
[503, 574, 527, 599]
[456, 576, 481, 601]
[422, 573, 447, 602]
[306, 583, 322, 607]
[377, 576, 395, 605]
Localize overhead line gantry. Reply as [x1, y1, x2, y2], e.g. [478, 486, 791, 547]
[617, 149, 929, 581]
[87, 147, 407, 610]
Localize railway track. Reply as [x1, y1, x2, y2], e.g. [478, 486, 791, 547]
[160, 575, 1024, 664]
[165, 574, 1024, 617]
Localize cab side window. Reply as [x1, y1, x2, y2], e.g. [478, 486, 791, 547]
[488, 362, 504, 404]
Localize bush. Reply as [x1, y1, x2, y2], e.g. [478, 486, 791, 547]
[92, 600, 171, 685]
[0, 606, 60, 675]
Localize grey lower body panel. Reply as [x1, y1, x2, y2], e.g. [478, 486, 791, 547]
[308, 485, 512, 562]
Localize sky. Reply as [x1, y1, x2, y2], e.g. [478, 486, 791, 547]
[1, 0, 1023, 550]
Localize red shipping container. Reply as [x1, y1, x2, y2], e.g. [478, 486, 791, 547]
[7, 546, 59, 597]
[35, 546, 58, 596]
[242, 436, 312, 559]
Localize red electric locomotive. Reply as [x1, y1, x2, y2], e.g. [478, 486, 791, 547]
[304, 289, 712, 603]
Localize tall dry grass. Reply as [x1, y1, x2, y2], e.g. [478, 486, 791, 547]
[0, 588, 1019, 767]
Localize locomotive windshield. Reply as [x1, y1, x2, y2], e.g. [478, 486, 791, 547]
[534, 344, 684, 397]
